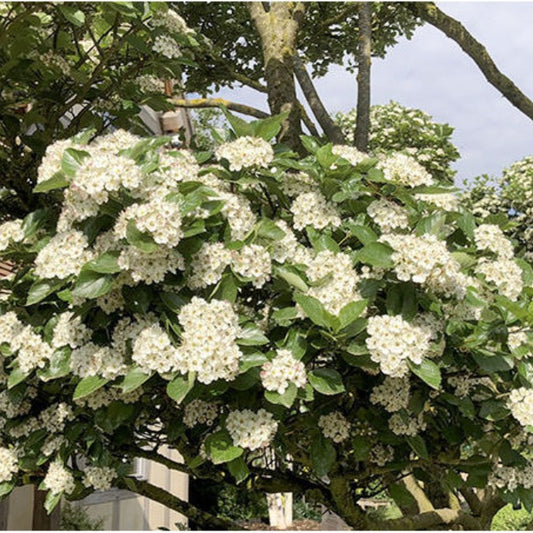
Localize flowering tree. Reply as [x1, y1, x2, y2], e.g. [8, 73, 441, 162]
[0, 2, 197, 218]
[463, 156, 533, 263]
[0, 107, 532, 529]
[335, 101, 460, 183]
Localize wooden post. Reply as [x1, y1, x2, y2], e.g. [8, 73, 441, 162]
[32, 488, 60, 530]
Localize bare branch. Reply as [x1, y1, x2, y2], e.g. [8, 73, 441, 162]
[293, 55, 344, 143]
[375, 507, 482, 530]
[169, 97, 269, 119]
[410, 2, 533, 121]
[298, 102, 320, 137]
[355, 2, 372, 152]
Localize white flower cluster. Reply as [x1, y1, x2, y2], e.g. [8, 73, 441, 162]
[271, 220, 299, 263]
[508, 387, 533, 427]
[367, 199, 409, 233]
[175, 297, 242, 384]
[34, 230, 93, 279]
[226, 408, 278, 450]
[366, 314, 434, 377]
[476, 259, 523, 301]
[0, 311, 23, 344]
[389, 413, 426, 437]
[474, 224, 514, 259]
[332, 145, 367, 166]
[83, 466, 116, 491]
[75, 387, 143, 411]
[116, 194, 183, 247]
[260, 349, 306, 394]
[0, 220, 24, 251]
[40, 402, 73, 433]
[231, 244, 272, 288]
[0, 390, 31, 419]
[188, 242, 232, 289]
[183, 399, 219, 428]
[56, 188, 100, 231]
[137, 74, 165, 93]
[414, 192, 459, 211]
[42, 436, 64, 457]
[118, 246, 184, 285]
[370, 377, 410, 412]
[290, 191, 341, 231]
[215, 136, 274, 172]
[369, 444, 394, 467]
[151, 9, 192, 34]
[217, 191, 257, 240]
[280, 172, 318, 197]
[71, 342, 125, 379]
[318, 412, 351, 443]
[508, 327, 529, 351]
[152, 34, 182, 58]
[0, 447, 18, 482]
[39, 51, 71, 75]
[447, 375, 492, 399]
[10, 326, 53, 373]
[132, 324, 179, 374]
[37, 139, 72, 184]
[488, 463, 533, 492]
[43, 461, 76, 495]
[52, 311, 91, 349]
[378, 153, 434, 187]
[153, 151, 200, 190]
[304, 250, 363, 316]
[381, 233, 470, 298]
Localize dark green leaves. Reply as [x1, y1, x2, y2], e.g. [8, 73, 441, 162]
[408, 359, 441, 390]
[265, 383, 298, 408]
[72, 270, 113, 299]
[121, 367, 152, 394]
[308, 368, 345, 395]
[73, 376, 109, 400]
[33, 172, 69, 193]
[236, 324, 269, 346]
[204, 430, 243, 465]
[126, 220, 158, 252]
[355, 242, 394, 268]
[293, 294, 327, 327]
[310, 433, 336, 477]
[26, 278, 65, 305]
[83, 252, 121, 274]
[167, 373, 195, 404]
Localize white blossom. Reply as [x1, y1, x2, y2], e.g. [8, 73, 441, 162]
[215, 136, 274, 171]
[318, 412, 350, 443]
[260, 349, 306, 394]
[226, 408, 278, 450]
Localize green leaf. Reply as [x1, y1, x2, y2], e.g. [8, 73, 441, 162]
[58, 5, 86, 26]
[37, 348, 70, 381]
[22, 209, 50, 238]
[346, 223, 377, 245]
[308, 368, 345, 395]
[8, 367, 30, 389]
[256, 219, 286, 240]
[406, 435, 429, 459]
[472, 353, 514, 372]
[121, 367, 152, 393]
[72, 271, 113, 299]
[265, 383, 298, 408]
[167, 373, 194, 404]
[479, 399, 510, 421]
[26, 278, 65, 305]
[33, 172, 69, 193]
[73, 376, 109, 400]
[126, 220, 158, 252]
[300, 135, 321, 154]
[236, 325, 269, 346]
[213, 273, 238, 303]
[294, 294, 327, 327]
[355, 242, 394, 268]
[239, 352, 268, 373]
[389, 483, 418, 510]
[204, 430, 243, 465]
[44, 490, 62, 514]
[310, 433, 336, 477]
[408, 359, 441, 390]
[220, 108, 253, 137]
[61, 148, 90, 177]
[338, 300, 367, 331]
[275, 266, 309, 292]
[159, 292, 187, 313]
[95, 401, 136, 432]
[227, 456, 249, 484]
[352, 435, 372, 461]
[0, 482, 14, 498]
[83, 252, 121, 274]
[251, 112, 289, 140]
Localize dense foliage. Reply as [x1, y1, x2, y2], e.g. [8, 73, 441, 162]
[464, 156, 533, 262]
[0, 2, 197, 218]
[0, 110, 532, 529]
[335, 101, 460, 182]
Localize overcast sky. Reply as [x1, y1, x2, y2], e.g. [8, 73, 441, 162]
[211, 2, 533, 185]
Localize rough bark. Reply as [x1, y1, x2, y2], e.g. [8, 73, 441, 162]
[402, 475, 435, 513]
[355, 2, 372, 152]
[169, 97, 269, 119]
[293, 55, 344, 143]
[248, 3, 305, 151]
[410, 2, 533, 121]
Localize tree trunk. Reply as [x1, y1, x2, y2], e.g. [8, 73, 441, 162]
[32, 488, 60, 530]
[410, 2, 533, 121]
[248, 3, 305, 151]
[293, 55, 344, 143]
[355, 2, 372, 152]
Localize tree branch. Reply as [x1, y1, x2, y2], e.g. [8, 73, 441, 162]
[117, 478, 241, 530]
[293, 55, 345, 143]
[375, 507, 481, 530]
[169, 97, 269, 119]
[298, 102, 320, 137]
[355, 2, 372, 152]
[402, 474, 435, 513]
[409, 2, 533, 121]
